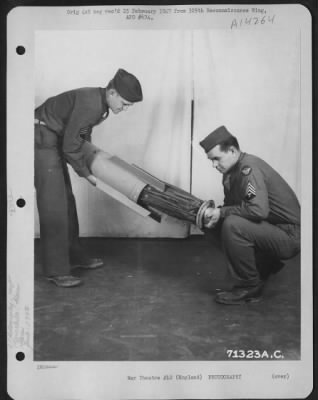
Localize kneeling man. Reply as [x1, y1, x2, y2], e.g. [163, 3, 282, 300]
[200, 126, 300, 305]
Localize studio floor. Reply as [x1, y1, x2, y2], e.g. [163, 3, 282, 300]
[34, 236, 300, 361]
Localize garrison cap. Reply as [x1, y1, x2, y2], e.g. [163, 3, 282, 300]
[199, 126, 234, 153]
[112, 68, 143, 103]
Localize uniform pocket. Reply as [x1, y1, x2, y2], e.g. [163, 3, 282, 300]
[36, 125, 59, 148]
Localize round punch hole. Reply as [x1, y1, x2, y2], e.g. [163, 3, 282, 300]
[16, 198, 26, 208]
[16, 46, 26, 55]
[16, 352, 25, 361]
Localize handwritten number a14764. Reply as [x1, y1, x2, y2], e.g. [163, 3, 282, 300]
[231, 15, 275, 29]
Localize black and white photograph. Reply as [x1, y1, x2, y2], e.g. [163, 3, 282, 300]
[6, 4, 313, 399]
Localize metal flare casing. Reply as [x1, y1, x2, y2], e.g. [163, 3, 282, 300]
[82, 141, 165, 203]
[82, 141, 215, 228]
[90, 152, 147, 203]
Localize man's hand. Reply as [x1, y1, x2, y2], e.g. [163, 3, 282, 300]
[86, 174, 97, 186]
[203, 207, 221, 229]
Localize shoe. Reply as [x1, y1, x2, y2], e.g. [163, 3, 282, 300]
[215, 282, 264, 305]
[47, 275, 82, 288]
[71, 257, 104, 270]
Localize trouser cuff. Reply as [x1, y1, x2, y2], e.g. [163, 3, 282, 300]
[233, 278, 264, 288]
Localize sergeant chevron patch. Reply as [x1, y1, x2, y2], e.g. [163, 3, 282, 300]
[246, 182, 256, 200]
[79, 126, 92, 141]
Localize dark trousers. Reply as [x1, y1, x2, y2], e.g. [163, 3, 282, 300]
[205, 215, 300, 287]
[34, 125, 85, 277]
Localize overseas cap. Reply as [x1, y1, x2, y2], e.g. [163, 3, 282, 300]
[112, 68, 143, 103]
[199, 126, 234, 153]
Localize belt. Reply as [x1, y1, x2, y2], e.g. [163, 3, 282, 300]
[34, 118, 47, 126]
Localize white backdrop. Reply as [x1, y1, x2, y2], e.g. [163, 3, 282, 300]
[192, 29, 301, 209]
[34, 29, 300, 237]
[35, 30, 193, 237]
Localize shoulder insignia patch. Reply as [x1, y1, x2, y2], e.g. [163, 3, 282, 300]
[241, 166, 252, 176]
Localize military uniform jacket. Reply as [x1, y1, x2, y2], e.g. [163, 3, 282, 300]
[35, 87, 109, 177]
[220, 153, 300, 227]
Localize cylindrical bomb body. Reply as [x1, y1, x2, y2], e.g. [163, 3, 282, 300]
[82, 141, 147, 203]
[81, 141, 215, 228]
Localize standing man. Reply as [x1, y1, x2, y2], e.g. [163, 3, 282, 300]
[35, 69, 143, 287]
[200, 126, 300, 305]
